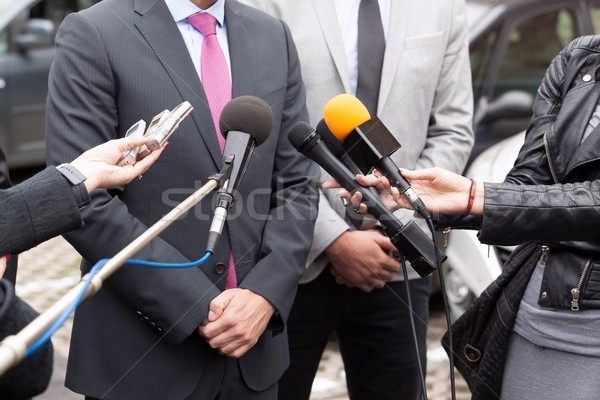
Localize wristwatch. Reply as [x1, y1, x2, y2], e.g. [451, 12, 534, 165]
[56, 163, 90, 210]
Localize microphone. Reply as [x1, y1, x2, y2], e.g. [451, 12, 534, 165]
[323, 94, 431, 220]
[288, 121, 443, 278]
[205, 95, 273, 253]
[316, 119, 378, 228]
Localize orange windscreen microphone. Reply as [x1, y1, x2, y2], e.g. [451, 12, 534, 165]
[322, 94, 430, 220]
[323, 93, 371, 140]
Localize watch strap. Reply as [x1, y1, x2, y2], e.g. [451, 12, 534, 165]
[56, 164, 90, 209]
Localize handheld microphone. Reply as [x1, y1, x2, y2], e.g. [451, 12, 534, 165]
[205, 96, 273, 253]
[323, 94, 431, 220]
[316, 119, 378, 228]
[288, 121, 443, 278]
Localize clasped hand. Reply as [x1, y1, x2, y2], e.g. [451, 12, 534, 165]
[198, 288, 275, 358]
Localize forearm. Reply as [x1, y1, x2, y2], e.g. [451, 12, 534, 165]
[0, 168, 81, 254]
[479, 181, 600, 244]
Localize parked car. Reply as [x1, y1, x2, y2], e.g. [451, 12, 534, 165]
[0, 0, 96, 169]
[442, 0, 600, 318]
[467, 0, 600, 163]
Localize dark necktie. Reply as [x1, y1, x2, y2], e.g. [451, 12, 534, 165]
[356, 0, 385, 116]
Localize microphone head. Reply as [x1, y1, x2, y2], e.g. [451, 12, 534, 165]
[323, 94, 370, 141]
[219, 95, 273, 146]
[287, 121, 317, 151]
[316, 119, 345, 158]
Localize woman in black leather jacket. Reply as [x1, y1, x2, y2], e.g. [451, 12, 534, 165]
[336, 35, 600, 400]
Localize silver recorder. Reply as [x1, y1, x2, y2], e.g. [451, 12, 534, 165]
[118, 101, 194, 166]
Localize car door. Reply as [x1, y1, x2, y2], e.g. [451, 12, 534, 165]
[0, 0, 95, 169]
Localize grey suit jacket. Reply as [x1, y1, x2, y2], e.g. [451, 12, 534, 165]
[45, 0, 319, 397]
[242, 0, 474, 282]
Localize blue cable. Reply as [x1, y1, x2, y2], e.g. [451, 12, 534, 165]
[25, 251, 213, 356]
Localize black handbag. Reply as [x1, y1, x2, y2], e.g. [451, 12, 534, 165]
[441, 242, 540, 400]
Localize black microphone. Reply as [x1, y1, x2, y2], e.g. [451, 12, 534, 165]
[288, 121, 443, 278]
[205, 95, 273, 254]
[316, 119, 378, 229]
[323, 94, 431, 220]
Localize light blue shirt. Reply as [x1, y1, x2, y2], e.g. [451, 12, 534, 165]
[333, 0, 390, 96]
[164, 0, 232, 82]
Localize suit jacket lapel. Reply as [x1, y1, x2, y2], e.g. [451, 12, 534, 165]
[226, 0, 256, 97]
[313, 0, 352, 94]
[379, 0, 410, 114]
[134, 0, 223, 168]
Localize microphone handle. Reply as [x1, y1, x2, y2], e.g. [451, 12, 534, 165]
[377, 157, 431, 220]
[308, 139, 442, 277]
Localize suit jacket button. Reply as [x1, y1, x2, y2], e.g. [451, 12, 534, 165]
[215, 262, 226, 274]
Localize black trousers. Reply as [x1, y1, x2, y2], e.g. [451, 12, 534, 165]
[278, 266, 431, 400]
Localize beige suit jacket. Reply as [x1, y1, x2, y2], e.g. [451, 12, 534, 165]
[242, 0, 475, 281]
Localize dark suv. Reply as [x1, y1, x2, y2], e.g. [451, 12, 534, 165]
[0, 0, 96, 169]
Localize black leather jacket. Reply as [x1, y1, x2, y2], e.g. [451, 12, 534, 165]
[493, 34, 600, 311]
[442, 35, 600, 399]
[444, 34, 600, 310]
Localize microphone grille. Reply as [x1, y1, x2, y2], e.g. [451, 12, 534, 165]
[316, 119, 345, 157]
[219, 96, 273, 146]
[287, 121, 316, 149]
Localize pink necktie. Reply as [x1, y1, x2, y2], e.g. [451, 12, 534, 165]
[188, 13, 236, 288]
[187, 12, 232, 152]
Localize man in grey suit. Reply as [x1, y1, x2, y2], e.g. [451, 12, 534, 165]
[45, 0, 319, 399]
[240, 1, 474, 399]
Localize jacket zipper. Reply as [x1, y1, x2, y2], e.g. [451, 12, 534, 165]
[540, 245, 550, 264]
[543, 132, 559, 183]
[571, 259, 592, 311]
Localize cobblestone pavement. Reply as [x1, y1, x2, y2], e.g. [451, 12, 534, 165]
[13, 236, 470, 400]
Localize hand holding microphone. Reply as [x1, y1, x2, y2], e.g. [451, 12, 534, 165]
[322, 94, 431, 220]
[288, 120, 443, 277]
[328, 168, 484, 217]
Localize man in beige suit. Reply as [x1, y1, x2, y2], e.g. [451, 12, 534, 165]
[241, 1, 474, 399]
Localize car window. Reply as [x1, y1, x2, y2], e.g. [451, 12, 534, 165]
[0, 30, 7, 55]
[0, 0, 97, 169]
[590, 3, 600, 33]
[30, 0, 96, 28]
[470, 22, 500, 102]
[495, 8, 578, 100]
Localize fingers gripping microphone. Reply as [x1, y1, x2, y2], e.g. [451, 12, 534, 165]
[288, 121, 443, 277]
[323, 94, 431, 220]
[205, 96, 273, 253]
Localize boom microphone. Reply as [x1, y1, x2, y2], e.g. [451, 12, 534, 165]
[323, 94, 431, 220]
[288, 121, 443, 277]
[205, 96, 273, 253]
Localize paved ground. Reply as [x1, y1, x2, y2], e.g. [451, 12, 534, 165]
[11, 236, 470, 400]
